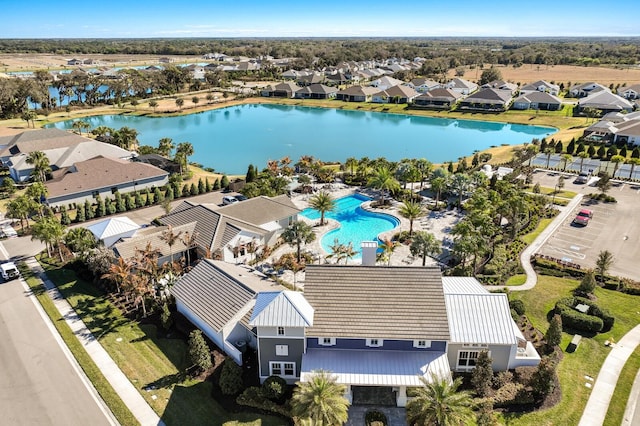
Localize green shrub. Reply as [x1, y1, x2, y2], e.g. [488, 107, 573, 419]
[219, 357, 244, 396]
[509, 299, 526, 316]
[261, 375, 287, 402]
[236, 386, 291, 417]
[365, 410, 388, 426]
[554, 296, 614, 333]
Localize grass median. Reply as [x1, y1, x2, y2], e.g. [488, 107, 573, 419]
[19, 264, 139, 426]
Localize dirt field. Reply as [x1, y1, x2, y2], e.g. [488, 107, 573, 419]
[0, 54, 205, 72]
[451, 64, 640, 87]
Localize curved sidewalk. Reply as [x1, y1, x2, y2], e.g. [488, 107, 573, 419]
[491, 193, 583, 292]
[24, 257, 163, 426]
[578, 324, 640, 426]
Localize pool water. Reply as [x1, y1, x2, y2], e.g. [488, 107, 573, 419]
[301, 193, 399, 258]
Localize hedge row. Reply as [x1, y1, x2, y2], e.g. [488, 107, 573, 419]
[554, 296, 614, 333]
[236, 386, 291, 418]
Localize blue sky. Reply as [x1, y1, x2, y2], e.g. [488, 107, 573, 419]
[2, 0, 640, 38]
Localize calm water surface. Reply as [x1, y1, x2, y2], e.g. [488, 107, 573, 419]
[50, 104, 555, 174]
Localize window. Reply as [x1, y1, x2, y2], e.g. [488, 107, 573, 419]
[277, 327, 285, 336]
[269, 362, 296, 377]
[366, 338, 383, 348]
[319, 337, 336, 346]
[458, 350, 487, 368]
[414, 340, 431, 349]
[275, 345, 288, 356]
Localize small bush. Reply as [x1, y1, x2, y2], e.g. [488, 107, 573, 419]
[509, 299, 526, 316]
[219, 357, 244, 396]
[493, 371, 514, 389]
[262, 375, 287, 402]
[365, 410, 388, 426]
[554, 296, 614, 333]
[236, 386, 291, 417]
[493, 382, 524, 406]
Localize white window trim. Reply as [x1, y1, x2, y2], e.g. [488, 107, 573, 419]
[318, 337, 336, 346]
[275, 344, 288, 356]
[462, 343, 488, 348]
[366, 338, 384, 348]
[413, 339, 431, 349]
[269, 361, 296, 378]
[456, 350, 491, 370]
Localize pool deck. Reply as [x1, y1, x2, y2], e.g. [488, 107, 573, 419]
[266, 184, 462, 288]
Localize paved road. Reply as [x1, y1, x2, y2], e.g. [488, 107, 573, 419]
[0, 276, 114, 425]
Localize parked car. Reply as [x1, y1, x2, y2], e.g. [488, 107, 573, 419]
[574, 172, 591, 184]
[573, 209, 593, 226]
[1, 262, 19, 281]
[222, 195, 239, 205]
[234, 194, 248, 202]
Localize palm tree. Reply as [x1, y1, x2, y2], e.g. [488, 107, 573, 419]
[449, 173, 471, 207]
[176, 141, 194, 174]
[561, 153, 573, 171]
[610, 155, 625, 178]
[157, 137, 175, 157]
[342, 242, 357, 265]
[430, 176, 447, 209]
[378, 237, 399, 266]
[175, 98, 184, 110]
[367, 166, 400, 206]
[406, 374, 475, 426]
[149, 99, 158, 112]
[160, 225, 183, 265]
[180, 231, 199, 267]
[326, 238, 346, 264]
[308, 191, 335, 226]
[414, 158, 433, 190]
[31, 216, 66, 261]
[578, 151, 590, 172]
[410, 231, 441, 266]
[64, 227, 96, 258]
[281, 221, 316, 262]
[291, 370, 349, 426]
[595, 250, 614, 284]
[627, 158, 640, 179]
[6, 195, 36, 230]
[102, 257, 132, 295]
[399, 200, 424, 236]
[26, 150, 51, 182]
[71, 120, 89, 135]
[544, 148, 553, 169]
[344, 157, 358, 176]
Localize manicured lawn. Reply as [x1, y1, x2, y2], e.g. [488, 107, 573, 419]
[43, 266, 287, 426]
[521, 218, 554, 245]
[505, 274, 527, 286]
[604, 346, 640, 426]
[536, 187, 578, 199]
[504, 275, 640, 425]
[19, 265, 139, 426]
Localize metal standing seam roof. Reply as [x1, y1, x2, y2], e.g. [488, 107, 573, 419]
[303, 265, 450, 340]
[171, 259, 255, 333]
[86, 216, 140, 240]
[442, 277, 488, 295]
[250, 291, 314, 327]
[301, 349, 450, 387]
[444, 293, 517, 345]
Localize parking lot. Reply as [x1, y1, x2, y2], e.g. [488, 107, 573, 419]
[533, 169, 640, 281]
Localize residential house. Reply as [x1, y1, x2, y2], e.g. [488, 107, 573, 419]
[294, 84, 338, 100]
[262, 82, 300, 98]
[413, 88, 463, 109]
[324, 72, 350, 86]
[296, 73, 324, 87]
[113, 222, 197, 265]
[617, 84, 640, 100]
[371, 85, 420, 104]
[578, 90, 634, 114]
[406, 78, 440, 94]
[458, 88, 514, 111]
[132, 154, 182, 174]
[173, 257, 540, 408]
[369, 76, 404, 91]
[512, 92, 563, 111]
[481, 80, 518, 95]
[612, 119, 640, 145]
[569, 82, 608, 98]
[160, 195, 300, 263]
[0, 129, 134, 182]
[445, 78, 478, 95]
[336, 86, 378, 102]
[67, 58, 83, 66]
[519, 80, 560, 96]
[44, 156, 168, 208]
[86, 216, 141, 248]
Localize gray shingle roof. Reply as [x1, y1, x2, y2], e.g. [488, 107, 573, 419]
[112, 222, 196, 260]
[0, 128, 90, 158]
[171, 259, 255, 333]
[303, 265, 450, 340]
[162, 204, 221, 250]
[462, 88, 513, 104]
[216, 195, 299, 227]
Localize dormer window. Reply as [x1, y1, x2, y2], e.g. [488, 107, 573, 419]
[277, 327, 285, 336]
[319, 337, 336, 346]
[366, 338, 383, 348]
[414, 340, 431, 348]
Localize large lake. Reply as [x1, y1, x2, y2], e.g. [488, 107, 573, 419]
[50, 104, 555, 175]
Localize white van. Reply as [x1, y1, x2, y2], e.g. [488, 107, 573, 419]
[222, 196, 239, 206]
[1, 262, 19, 281]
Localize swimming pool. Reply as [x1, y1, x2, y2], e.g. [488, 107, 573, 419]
[301, 193, 399, 258]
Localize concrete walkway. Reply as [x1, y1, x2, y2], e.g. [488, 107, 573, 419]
[578, 324, 640, 426]
[491, 193, 584, 292]
[24, 257, 163, 426]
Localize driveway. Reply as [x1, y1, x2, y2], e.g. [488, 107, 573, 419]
[532, 170, 640, 280]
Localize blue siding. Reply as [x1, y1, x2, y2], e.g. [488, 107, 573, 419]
[307, 337, 446, 352]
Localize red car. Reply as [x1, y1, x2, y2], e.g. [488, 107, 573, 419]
[574, 209, 593, 226]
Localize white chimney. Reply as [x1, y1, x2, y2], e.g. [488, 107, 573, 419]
[361, 241, 378, 266]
